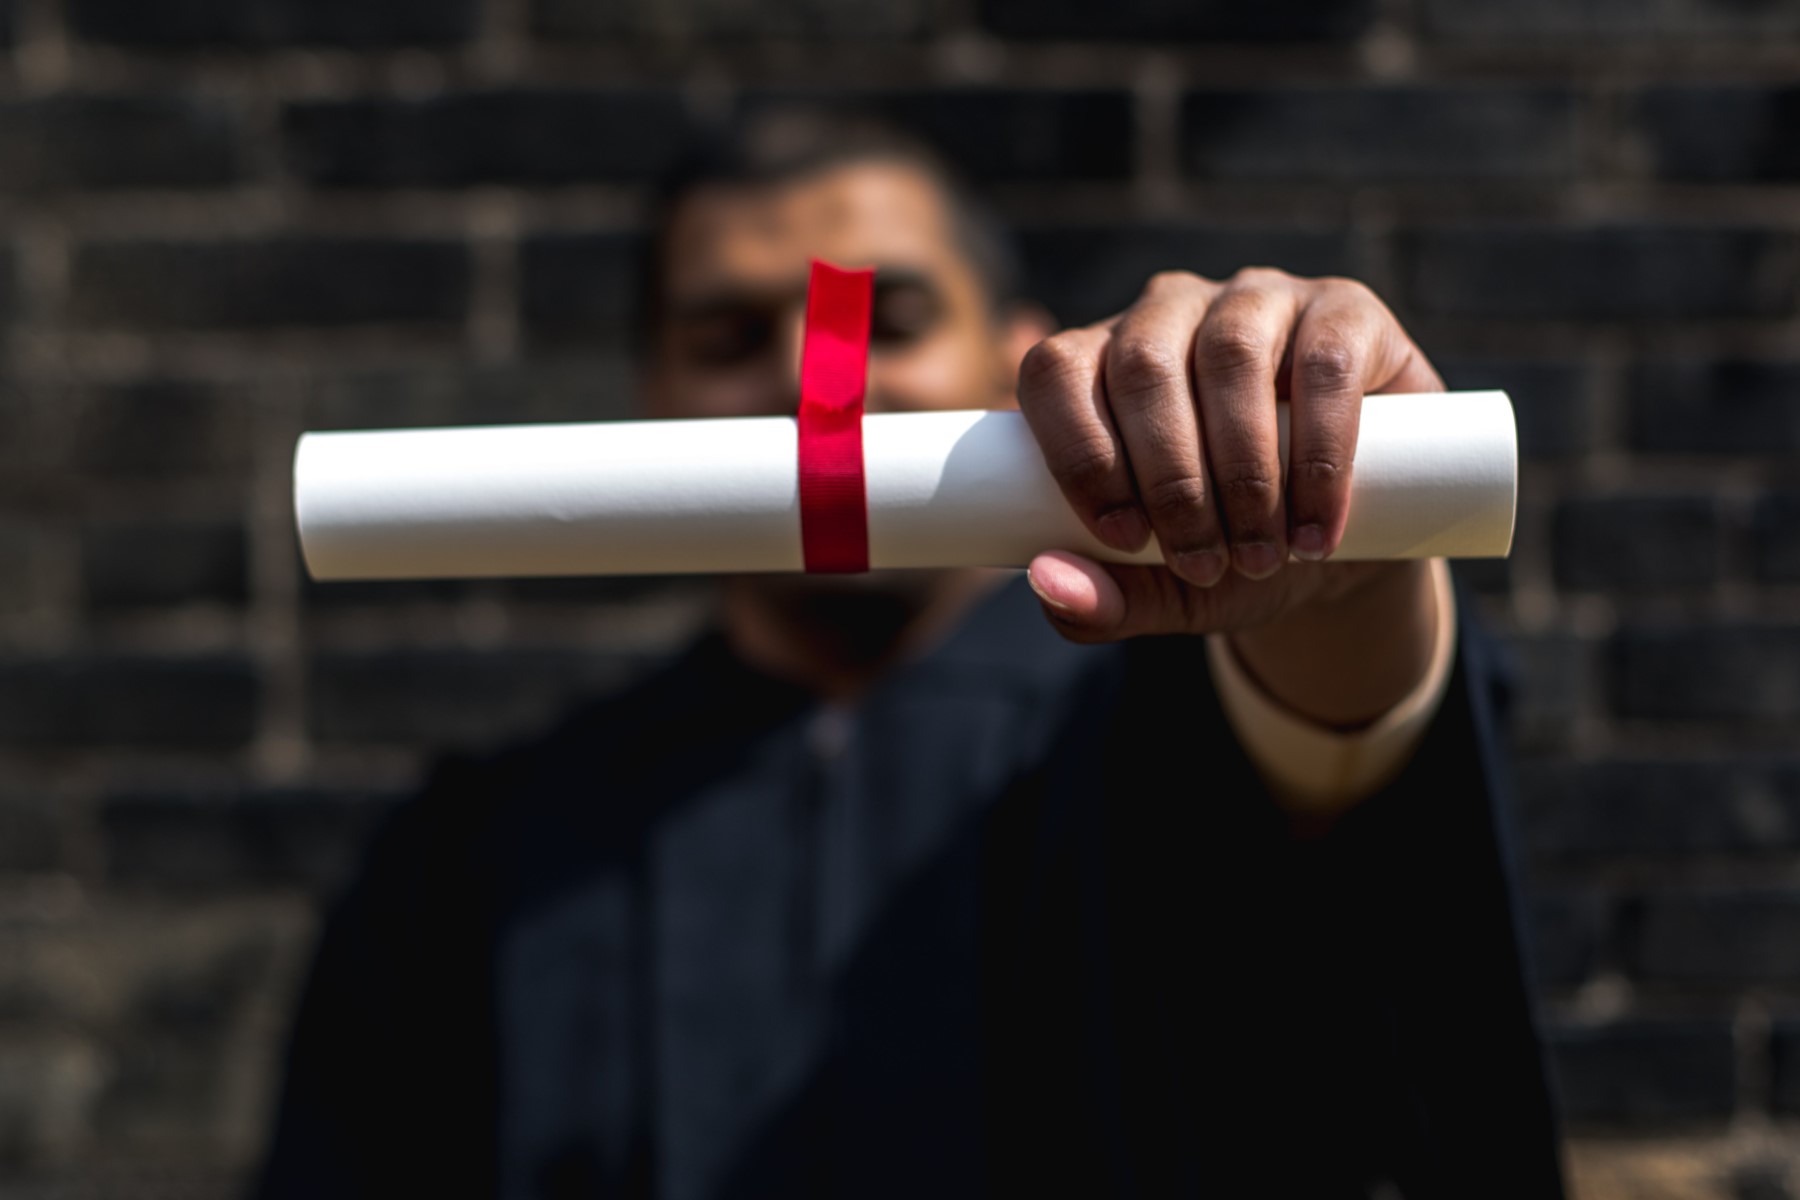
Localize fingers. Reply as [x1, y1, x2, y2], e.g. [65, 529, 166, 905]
[1102, 272, 1228, 587]
[1017, 322, 1150, 553]
[1192, 272, 1301, 580]
[1284, 280, 1443, 561]
[1020, 267, 1447, 646]
[1281, 283, 1377, 561]
[1028, 549, 1286, 643]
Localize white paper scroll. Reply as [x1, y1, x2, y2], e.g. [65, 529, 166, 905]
[294, 390, 1516, 581]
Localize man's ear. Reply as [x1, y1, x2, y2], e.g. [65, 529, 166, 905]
[994, 301, 1058, 408]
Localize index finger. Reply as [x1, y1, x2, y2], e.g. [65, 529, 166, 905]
[1284, 282, 1442, 560]
[1017, 322, 1151, 553]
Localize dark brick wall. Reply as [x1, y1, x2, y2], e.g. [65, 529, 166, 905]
[2, 0, 1797, 1193]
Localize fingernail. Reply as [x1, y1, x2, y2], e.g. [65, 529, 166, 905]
[1096, 506, 1150, 553]
[1173, 548, 1228, 588]
[1027, 563, 1076, 616]
[1233, 541, 1283, 580]
[1291, 524, 1329, 562]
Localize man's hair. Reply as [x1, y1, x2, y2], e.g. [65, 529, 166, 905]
[635, 107, 1025, 347]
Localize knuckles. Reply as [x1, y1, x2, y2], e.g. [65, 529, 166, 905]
[1143, 269, 1210, 297]
[1294, 336, 1360, 395]
[1226, 265, 1293, 290]
[1314, 275, 1384, 309]
[1139, 473, 1210, 522]
[1210, 461, 1282, 512]
[1286, 455, 1347, 494]
[1103, 333, 1187, 410]
[1017, 332, 1094, 401]
[1196, 318, 1274, 379]
[1018, 269, 1409, 552]
[1044, 433, 1123, 499]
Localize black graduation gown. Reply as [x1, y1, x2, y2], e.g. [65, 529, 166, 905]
[255, 572, 1566, 1199]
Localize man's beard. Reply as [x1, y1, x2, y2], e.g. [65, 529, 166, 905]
[725, 569, 961, 674]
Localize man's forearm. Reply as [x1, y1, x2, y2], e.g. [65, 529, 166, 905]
[1225, 559, 1440, 730]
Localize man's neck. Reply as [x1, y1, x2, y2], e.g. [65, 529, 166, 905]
[721, 568, 1009, 703]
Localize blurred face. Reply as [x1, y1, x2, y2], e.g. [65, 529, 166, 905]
[640, 159, 1051, 677]
[643, 159, 1029, 420]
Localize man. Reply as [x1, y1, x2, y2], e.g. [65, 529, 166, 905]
[258, 114, 1565, 1198]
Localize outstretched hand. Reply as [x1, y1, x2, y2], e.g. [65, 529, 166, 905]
[1015, 267, 1444, 642]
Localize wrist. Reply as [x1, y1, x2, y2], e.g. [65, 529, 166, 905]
[1226, 559, 1439, 729]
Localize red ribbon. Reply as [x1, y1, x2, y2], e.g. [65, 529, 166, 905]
[797, 259, 874, 573]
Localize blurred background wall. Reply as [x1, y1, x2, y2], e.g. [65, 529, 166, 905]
[0, 0, 1797, 1195]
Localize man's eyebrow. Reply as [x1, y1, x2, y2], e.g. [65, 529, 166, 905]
[666, 266, 943, 322]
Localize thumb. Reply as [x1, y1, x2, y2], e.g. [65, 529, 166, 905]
[1027, 550, 1208, 642]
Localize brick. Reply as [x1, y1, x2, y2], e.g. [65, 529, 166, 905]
[1628, 360, 1800, 455]
[68, 379, 255, 479]
[125, 923, 279, 1035]
[520, 233, 644, 350]
[1754, 493, 1800, 583]
[92, 1036, 229, 1152]
[0, 1037, 109, 1166]
[0, 96, 244, 191]
[533, 0, 928, 39]
[1730, 1160, 1795, 1200]
[0, 520, 52, 617]
[1426, 0, 1800, 40]
[1770, 1019, 1800, 1115]
[1527, 889, 1608, 987]
[1516, 756, 1800, 860]
[92, 926, 282, 1150]
[0, 656, 258, 748]
[306, 649, 642, 748]
[0, 242, 14, 323]
[304, 360, 638, 432]
[1019, 225, 1355, 328]
[0, 790, 71, 872]
[489, 574, 683, 605]
[0, 379, 42, 489]
[299, 570, 481, 611]
[1612, 625, 1800, 722]
[1434, 358, 1594, 460]
[1625, 887, 1800, 984]
[1634, 87, 1800, 183]
[980, 0, 1374, 41]
[283, 90, 692, 188]
[1180, 87, 1575, 181]
[743, 89, 1134, 182]
[1548, 1020, 1735, 1124]
[81, 519, 248, 610]
[70, 238, 470, 331]
[1404, 226, 1800, 320]
[1552, 494, 1724, 591]
[1494, 632, 1594, 751]
[100, 786, 395, 892]
[68, 0, 478, 47]
[300, 569, 665, 612]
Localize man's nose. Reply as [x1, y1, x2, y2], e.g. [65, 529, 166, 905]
[774, 303, 881, 412]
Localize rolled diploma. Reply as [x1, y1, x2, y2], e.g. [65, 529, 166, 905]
[295, 390, 1516, 581]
